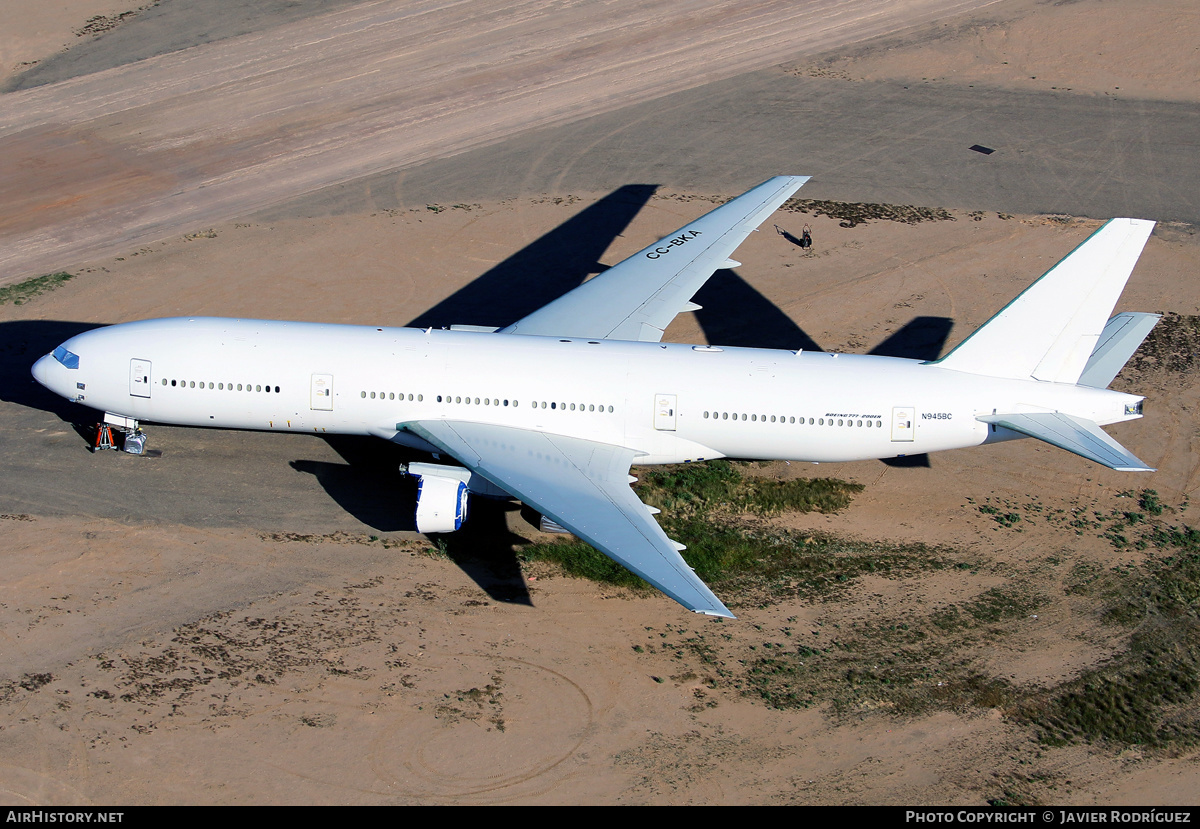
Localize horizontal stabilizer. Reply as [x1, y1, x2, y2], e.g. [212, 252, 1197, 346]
[1077, 312, 1161, 389]
[978, 412, 1154, 471]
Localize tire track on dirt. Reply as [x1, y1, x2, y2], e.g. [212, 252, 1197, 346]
[0, 0, 1002, 283]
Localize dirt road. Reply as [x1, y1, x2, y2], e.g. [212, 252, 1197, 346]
[0, 0, 1002, 283]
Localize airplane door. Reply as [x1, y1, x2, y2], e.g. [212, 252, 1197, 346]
[311, 374, 333, 411]
[891, 406, 915, 441]
[653, 393, 677, 431]
[129, 359, 151, 398]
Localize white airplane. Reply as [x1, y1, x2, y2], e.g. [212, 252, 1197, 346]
[32, 176, 1159, 619]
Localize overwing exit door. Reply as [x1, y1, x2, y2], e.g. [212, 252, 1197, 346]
[654, 393, 677, 431]
[311, 374, 333, 411]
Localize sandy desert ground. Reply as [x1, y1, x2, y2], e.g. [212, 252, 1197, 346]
[2, 0, 1200, 806]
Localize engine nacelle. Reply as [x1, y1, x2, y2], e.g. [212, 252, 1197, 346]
[408, 463, 471, 534]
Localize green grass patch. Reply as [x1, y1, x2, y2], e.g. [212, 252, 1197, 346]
[698, 526, 947, 602]
[634, 460, 741, 514]
[519, 521, 943, 600]
[1140, 489, 1165, 517]
[520, 461, 873, 595]
[637, 572, 1025, 717]
[975, 489, 1172, 548]
[520, 538, 648, 589]
[733, 585, 1029, 715]
[782, 199, 956, 228]
[527, 462, 1200, 744]
[1123, 312, 1200, 376]
[637, 460, 863, 517]
[1021, 622, 1200, 747]
[978, 503, 1022, 528]
[930, 585, 1043, 632]
[0, 272, 74, 306]
[607, 477, 1200, 750]
[964, 490, 1200, 747]
[1017, 543, 1200, 747]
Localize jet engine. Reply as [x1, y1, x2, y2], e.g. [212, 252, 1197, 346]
[403, 462, 510, 534]
[405, 463, 470, 533]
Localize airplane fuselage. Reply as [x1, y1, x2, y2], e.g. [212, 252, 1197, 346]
[33, 316, 1143, 466]
[26, 174, 1159, 618]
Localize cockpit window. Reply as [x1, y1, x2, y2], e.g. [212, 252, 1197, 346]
[52, 346, 79, 369]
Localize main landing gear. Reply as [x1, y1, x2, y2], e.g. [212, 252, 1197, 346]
[92, 413, 146, 455]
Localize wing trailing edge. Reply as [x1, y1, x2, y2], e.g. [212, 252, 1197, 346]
[400, 419, 735, 618]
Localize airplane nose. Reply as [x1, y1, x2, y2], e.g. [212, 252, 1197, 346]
[31, 354, 52, 388]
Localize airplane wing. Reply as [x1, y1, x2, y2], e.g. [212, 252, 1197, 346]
[978, 412, 1154, 471]
[401, 419, 735, 618]
[498, 175, 810, 341]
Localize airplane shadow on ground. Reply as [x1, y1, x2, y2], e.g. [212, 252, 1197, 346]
[294, 435, 534, 606]
[291, 435, 421, 532]
[408, 184, 659, 330]
[693, 276, 953, 362]
[694, 268, 824, 351]
[0, 320, 107, 420]
[434, 498, 535, 607]
[870, 315, 955, 362]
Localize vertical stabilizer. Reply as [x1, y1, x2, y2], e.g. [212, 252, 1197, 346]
[934, 218, 1155, 383]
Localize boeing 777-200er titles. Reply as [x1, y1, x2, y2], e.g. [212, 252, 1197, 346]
[33, 177, 1160, 619]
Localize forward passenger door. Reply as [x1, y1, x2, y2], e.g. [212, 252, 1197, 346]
[129, 359, 151, 398]
[891, 406, 915, 441]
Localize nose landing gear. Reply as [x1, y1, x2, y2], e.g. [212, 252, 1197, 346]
[92, 414, 146, 455]
[92, 423, 116, 452]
